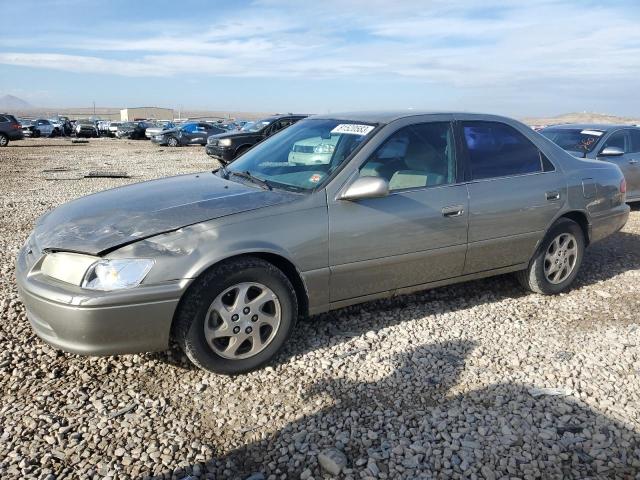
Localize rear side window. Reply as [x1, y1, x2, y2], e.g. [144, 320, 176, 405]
[629, 130, 640, 153]
[462, 121, 545, 180]
[0, 115, 8, 123]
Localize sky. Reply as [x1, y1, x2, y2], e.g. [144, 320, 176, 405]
[1, 0, 639, 117]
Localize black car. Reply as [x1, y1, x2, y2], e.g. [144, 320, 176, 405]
[0, 114, 24, 146]
[206, 114, 307, 163]
[151, 122, 226, 147]
[115, 121, 151, 140]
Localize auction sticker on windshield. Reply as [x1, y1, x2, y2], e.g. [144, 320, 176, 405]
[331, 124, 375, 136]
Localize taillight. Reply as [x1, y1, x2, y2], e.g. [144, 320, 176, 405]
[620, 178, 627, 194]
[11, 123, 21, 129]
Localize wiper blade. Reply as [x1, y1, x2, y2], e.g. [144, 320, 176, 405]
[230, 170, 272, 190]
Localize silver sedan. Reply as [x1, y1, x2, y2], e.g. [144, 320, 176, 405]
[16, 112, 629, 374]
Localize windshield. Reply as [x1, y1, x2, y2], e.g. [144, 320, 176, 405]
[226, 118, 377, 191]
[240, 122, 256, 132]
[245, 120, 271, 132]
[541, 128, 605, 153]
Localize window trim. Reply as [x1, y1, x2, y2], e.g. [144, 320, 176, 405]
[456, 120, 551, 182]
[355, 120, 461, 194]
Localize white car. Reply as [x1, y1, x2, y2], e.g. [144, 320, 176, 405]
[288, 135, 339, 165]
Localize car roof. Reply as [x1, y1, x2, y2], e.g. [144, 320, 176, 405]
[308, 111, 519, 125]
[542, 123, 636, 131]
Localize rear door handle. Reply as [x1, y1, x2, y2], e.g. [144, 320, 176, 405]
[442, 205, 464, 217]
[546, 191, 560, 201]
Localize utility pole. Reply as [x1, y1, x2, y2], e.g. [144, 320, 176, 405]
[93, 101, 96, 116]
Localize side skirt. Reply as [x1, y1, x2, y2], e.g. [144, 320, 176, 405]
[309, 263, 528, 315]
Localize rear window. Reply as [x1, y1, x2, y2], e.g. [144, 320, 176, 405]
[463, 121, 545, 180]
[541, 128, 604, 153]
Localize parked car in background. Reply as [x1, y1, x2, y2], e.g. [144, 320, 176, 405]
[29, 119, 58, 138]
[151, 122, 226, 146]
[20, 119, 34, 137]
[16, 112, 629, 375]
[145, 121, 176, 139]
[115, 121, 150, 140]
[75, 119, 99, 138]
[0, 113, 24, 146]
[96, 121, 112, 137]
[541, 124, 640, 202]
[107, 122, 122, 137]
[206, 114, 307, 163]
[288, 133, 340, 165]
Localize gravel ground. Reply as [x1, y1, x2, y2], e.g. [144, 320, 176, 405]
[1, 137, 639, 480]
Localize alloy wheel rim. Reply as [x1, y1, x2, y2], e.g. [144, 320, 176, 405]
[203, 282, 281, 360]
[0, 136, 7, 146]
[544, 233, 578, 284]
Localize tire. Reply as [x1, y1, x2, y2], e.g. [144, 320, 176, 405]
[167, 136, 179, 147]
[517, 218, 585, 295]
[173, 257, 298, 375]
[33, 129, 41, 138]
[0, 134, 8, 147]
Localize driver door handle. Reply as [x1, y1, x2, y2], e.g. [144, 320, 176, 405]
[546, 191, 560, 201]
[442, 205, 464, 217]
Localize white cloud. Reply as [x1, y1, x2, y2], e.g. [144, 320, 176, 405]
[0, 0, 639, 92]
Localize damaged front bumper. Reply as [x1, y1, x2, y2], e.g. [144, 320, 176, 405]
[15, 244, 188, 355]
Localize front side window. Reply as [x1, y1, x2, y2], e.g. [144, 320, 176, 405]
[359, 122, 456, 191]
[601, 130, 628, 153]
[463, 121, 543, 180]
[226, 118, 376, 191]
[628, 130, 640, 153]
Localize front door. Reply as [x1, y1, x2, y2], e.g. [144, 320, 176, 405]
[459, 120, 565, 273]
[327, 121, 469, 302]
[597, 129, 640, 201]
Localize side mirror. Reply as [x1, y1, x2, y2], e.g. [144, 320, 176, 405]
[599, 146, 624, 157]
[340, 176, 389, 201]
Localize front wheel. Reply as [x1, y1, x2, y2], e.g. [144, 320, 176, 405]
[33, 129, 41, 138]
[517, 218, 585, 295]
[173, 257, 298, 375]
[167, 137, 179, 147]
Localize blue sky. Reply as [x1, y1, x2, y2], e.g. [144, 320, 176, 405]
[1, 0, 639, 116]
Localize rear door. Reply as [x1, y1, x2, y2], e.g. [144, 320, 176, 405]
[327, 118, 469, 301]
[459, 119, 565, 274]
[597, 129, 640, 201]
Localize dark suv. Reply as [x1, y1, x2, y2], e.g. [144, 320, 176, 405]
[0, 114, 24, 146]
[206, 114, 307, 163]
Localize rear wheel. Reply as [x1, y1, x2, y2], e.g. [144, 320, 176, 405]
[0, 134, 8, 147]
[174, 257, 298, 375]
[167, 136, 179, 147]
[517, 218, 585, 294]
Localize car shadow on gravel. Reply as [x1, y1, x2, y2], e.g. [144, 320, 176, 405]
[171, 339, 639, 479]
[151, 230, 640, 371]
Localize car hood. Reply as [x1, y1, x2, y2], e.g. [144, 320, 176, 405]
[33, 173, 298, 255]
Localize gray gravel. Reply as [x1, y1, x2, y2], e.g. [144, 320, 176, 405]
[1, 137, 639, 479]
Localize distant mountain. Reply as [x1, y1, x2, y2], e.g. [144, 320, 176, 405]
[0, 94, 33, 111]
[523, 112, 640, 126]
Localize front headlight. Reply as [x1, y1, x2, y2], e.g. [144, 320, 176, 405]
[39, 252, 154, 290]
[82, 259, 155, 291]
[218, 138, 232, 147]
[314, 144, 335, 154]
